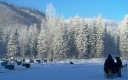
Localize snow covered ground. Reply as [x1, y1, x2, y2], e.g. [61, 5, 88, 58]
[0, 59, 128, 80]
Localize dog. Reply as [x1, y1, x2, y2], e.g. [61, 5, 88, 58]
[122, 63, 127, 72]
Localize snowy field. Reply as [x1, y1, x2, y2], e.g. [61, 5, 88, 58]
[0, 59, 128, 80]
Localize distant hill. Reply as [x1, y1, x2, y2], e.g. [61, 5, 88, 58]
[0, 2, 45, 27]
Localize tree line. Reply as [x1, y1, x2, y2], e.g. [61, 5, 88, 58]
[0, 3, 128, 60]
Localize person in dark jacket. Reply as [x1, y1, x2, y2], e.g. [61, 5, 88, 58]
[104, 54, 115, 79]
[115, 56, 122, 77]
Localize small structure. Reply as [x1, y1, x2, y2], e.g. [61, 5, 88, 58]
[5, 60, 15, 70]
[70, 61, 74, 64]
[22, 59, 31, 68]
[16, 60, 22, 65]
[36, 59, 41, 63]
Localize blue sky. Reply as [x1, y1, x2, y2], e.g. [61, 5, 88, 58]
[0, 0, 128, 21]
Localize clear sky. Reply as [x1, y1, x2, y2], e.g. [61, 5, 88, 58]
[0, 0, 128, 21]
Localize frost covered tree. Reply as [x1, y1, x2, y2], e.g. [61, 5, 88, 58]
[46, 19, 54, 60]
[28, 24, 38, 59]
[61, 21, 68, 59]
[88, 20, 97, 58]
[46, 3, 56, 20]
[18, 26, 29, 58]
[95, 15, 105, 58]
[0, 24, 3, 57]
[45, 3, 58, 60]
[103, 26, 110, 57]
[81, 24, 89, 58]
[37, 20, 48, 60]
[52, 18, 68, 60]
[52, 25, 63, 59]
[119, 16, 128, 58]
[0, 24, 3, 42]
[67, 19, 78, 58]
[74, 18, 89, 58]
[7, 30, 19, 59]
[73, 16, 81, 58]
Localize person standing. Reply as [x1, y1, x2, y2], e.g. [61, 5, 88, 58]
[104, 54, 115, 79]
[115, 56, 122, 77]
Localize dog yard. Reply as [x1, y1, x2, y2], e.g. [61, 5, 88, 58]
[0, 59, 128, 80]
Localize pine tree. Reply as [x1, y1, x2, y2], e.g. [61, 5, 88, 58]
[95, 15, 105, 58]
[67, 19, 78, 58]
[103, 26, 110, 57]
[74, 16, 81, 58]
[7, 30, 18, 59]
[52, 18, 63, 59]
[61, 24, 68, 59]
[45, 3, 58, 60]
[0, 24, 3, 42]
[75, 18, 89, 59]
[46, 3, 56, 20]
[82, 24, 89, 58]
[18, 26, 29, 58]
[28, 24, 38, 59]
[88, 20, 97, 58]
[119, 16, 128, 58]
[37, 21, 48, 60]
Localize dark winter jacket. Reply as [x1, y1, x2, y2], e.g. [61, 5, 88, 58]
[104, 55, 115, 73]
[116, 57, 122, 68]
